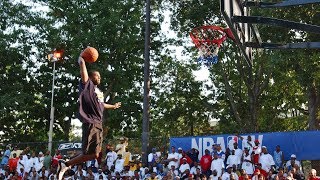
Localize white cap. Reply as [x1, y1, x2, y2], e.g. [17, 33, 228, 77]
[291, 154, 296, 158]
[178, 147, 182, 150]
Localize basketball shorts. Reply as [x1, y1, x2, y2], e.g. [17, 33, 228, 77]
[82, 122, 103, 155]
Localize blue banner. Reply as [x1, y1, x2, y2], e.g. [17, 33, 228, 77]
[170, 130, 320, 160]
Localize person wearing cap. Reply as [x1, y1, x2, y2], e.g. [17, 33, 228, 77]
[241, 147, 254, 176]
[167, 146, 179, 169]
[259, 146, 275, 172]
[179, 157, 191, 176]
[35, 151, 44, 172]
[285, 154, 301, 172]
[252, 140, 261, 165]
[24, 153, 34, 173]
[221, 165, 239, 180]
[211, 152, 225, 177]
[273, 145, 284, 170]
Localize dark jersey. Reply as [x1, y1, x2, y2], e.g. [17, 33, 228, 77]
[78, 80, 104, 124]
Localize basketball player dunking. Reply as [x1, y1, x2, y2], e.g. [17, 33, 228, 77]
[57, 50, 121, 180]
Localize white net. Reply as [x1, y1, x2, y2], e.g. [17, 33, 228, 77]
[198, 43, 220, 58]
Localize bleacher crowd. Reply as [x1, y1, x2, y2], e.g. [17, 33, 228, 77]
[0, 136, 320, 180]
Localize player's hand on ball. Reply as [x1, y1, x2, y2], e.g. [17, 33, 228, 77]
[78, 56, 84, 64]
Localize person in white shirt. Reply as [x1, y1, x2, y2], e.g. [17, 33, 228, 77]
[227, 150, 240, 168]
[17, 155, 25, 173]
[285, 154, 301, 170]
[241, 135, 254, 154]
[211, 152, 225, 177]
[105, 146, 117, 170]
[167, 146, 179, 169]
[35, 152, 44, 172]
[148, 148, 161, 166]
[74, 164, 87, 178]
[24, 154, 34, 173]
[233, 143, 243, 166]
[221, 165, 239, 180]
[259, 146, 275, 172]
[241, 147, 254, 176]
[95, 168, 106, 179]
[179, 158, 190, 176]
[114, 154, 124, 173]
[190, 161, 201, 175]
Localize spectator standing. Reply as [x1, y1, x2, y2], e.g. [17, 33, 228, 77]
[211, 152, 225, 177]
[123, 147, 132, 167]
[115, 137, 128, 156]
[17, 154, 25, 173]
[43, 150, 52, 170]
[10, 146, 22, 158]
[105, 146, 117, 170]
[227, 150, 240, 169]
[35, 151, 44, 172]
[285, 154, 301, 171]
[200, 149, 212, 178]
[1, 145, 11, 168]
[259, 146, 275, 172]
[114, 154, 125, 173]
[167, 146, 179, 169]
[216, 144, 226, 161]
[179, 158, 191, 177]
[273, 145, 284, 170]
[8, 153, 19, 173]
[52, 150, 62, 168]
[187, 148, 199, 163]
[241, 147, 254, 176]
[253, 140, 261, 165]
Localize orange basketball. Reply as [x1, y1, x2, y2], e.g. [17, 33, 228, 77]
[81, 47, 99, 63]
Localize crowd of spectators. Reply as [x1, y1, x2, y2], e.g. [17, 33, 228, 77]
[0, 136, 320, 180]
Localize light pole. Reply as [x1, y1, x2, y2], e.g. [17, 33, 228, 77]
[47, 50, 63, 153]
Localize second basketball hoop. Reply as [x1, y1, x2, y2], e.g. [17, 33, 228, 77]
[190, 25, 234, 66]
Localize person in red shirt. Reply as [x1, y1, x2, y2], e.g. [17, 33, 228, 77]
[8, 153, 19, 173]
[52, 150, 63, 168]
[308, 169, 320, 180]
[179, 151, 193, 166]
[253, 163, 268, 178]
[200, 149, 212, 178]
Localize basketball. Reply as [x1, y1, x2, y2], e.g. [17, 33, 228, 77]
[81, 46, 99, 63]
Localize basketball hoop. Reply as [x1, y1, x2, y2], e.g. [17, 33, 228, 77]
[190, 25, 234, 66]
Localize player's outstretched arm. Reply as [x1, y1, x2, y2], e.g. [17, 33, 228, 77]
[78, 56, 89, 84]
[104, 102, 121, 110]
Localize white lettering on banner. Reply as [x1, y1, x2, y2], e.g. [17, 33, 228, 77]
[58, 143, 82, 150]
[191, 135, 263, 158]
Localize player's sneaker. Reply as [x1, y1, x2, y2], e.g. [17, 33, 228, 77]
[57, 159, 70, 180]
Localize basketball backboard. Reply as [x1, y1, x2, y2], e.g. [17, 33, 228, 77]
[220, 0, 255, 67]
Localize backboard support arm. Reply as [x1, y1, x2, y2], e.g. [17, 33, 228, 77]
[233, 16, 320, 34]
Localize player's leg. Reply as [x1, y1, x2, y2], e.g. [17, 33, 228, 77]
[57, 123, 102, 180]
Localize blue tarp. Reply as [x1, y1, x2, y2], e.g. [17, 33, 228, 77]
[170, 130, 320, 160]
